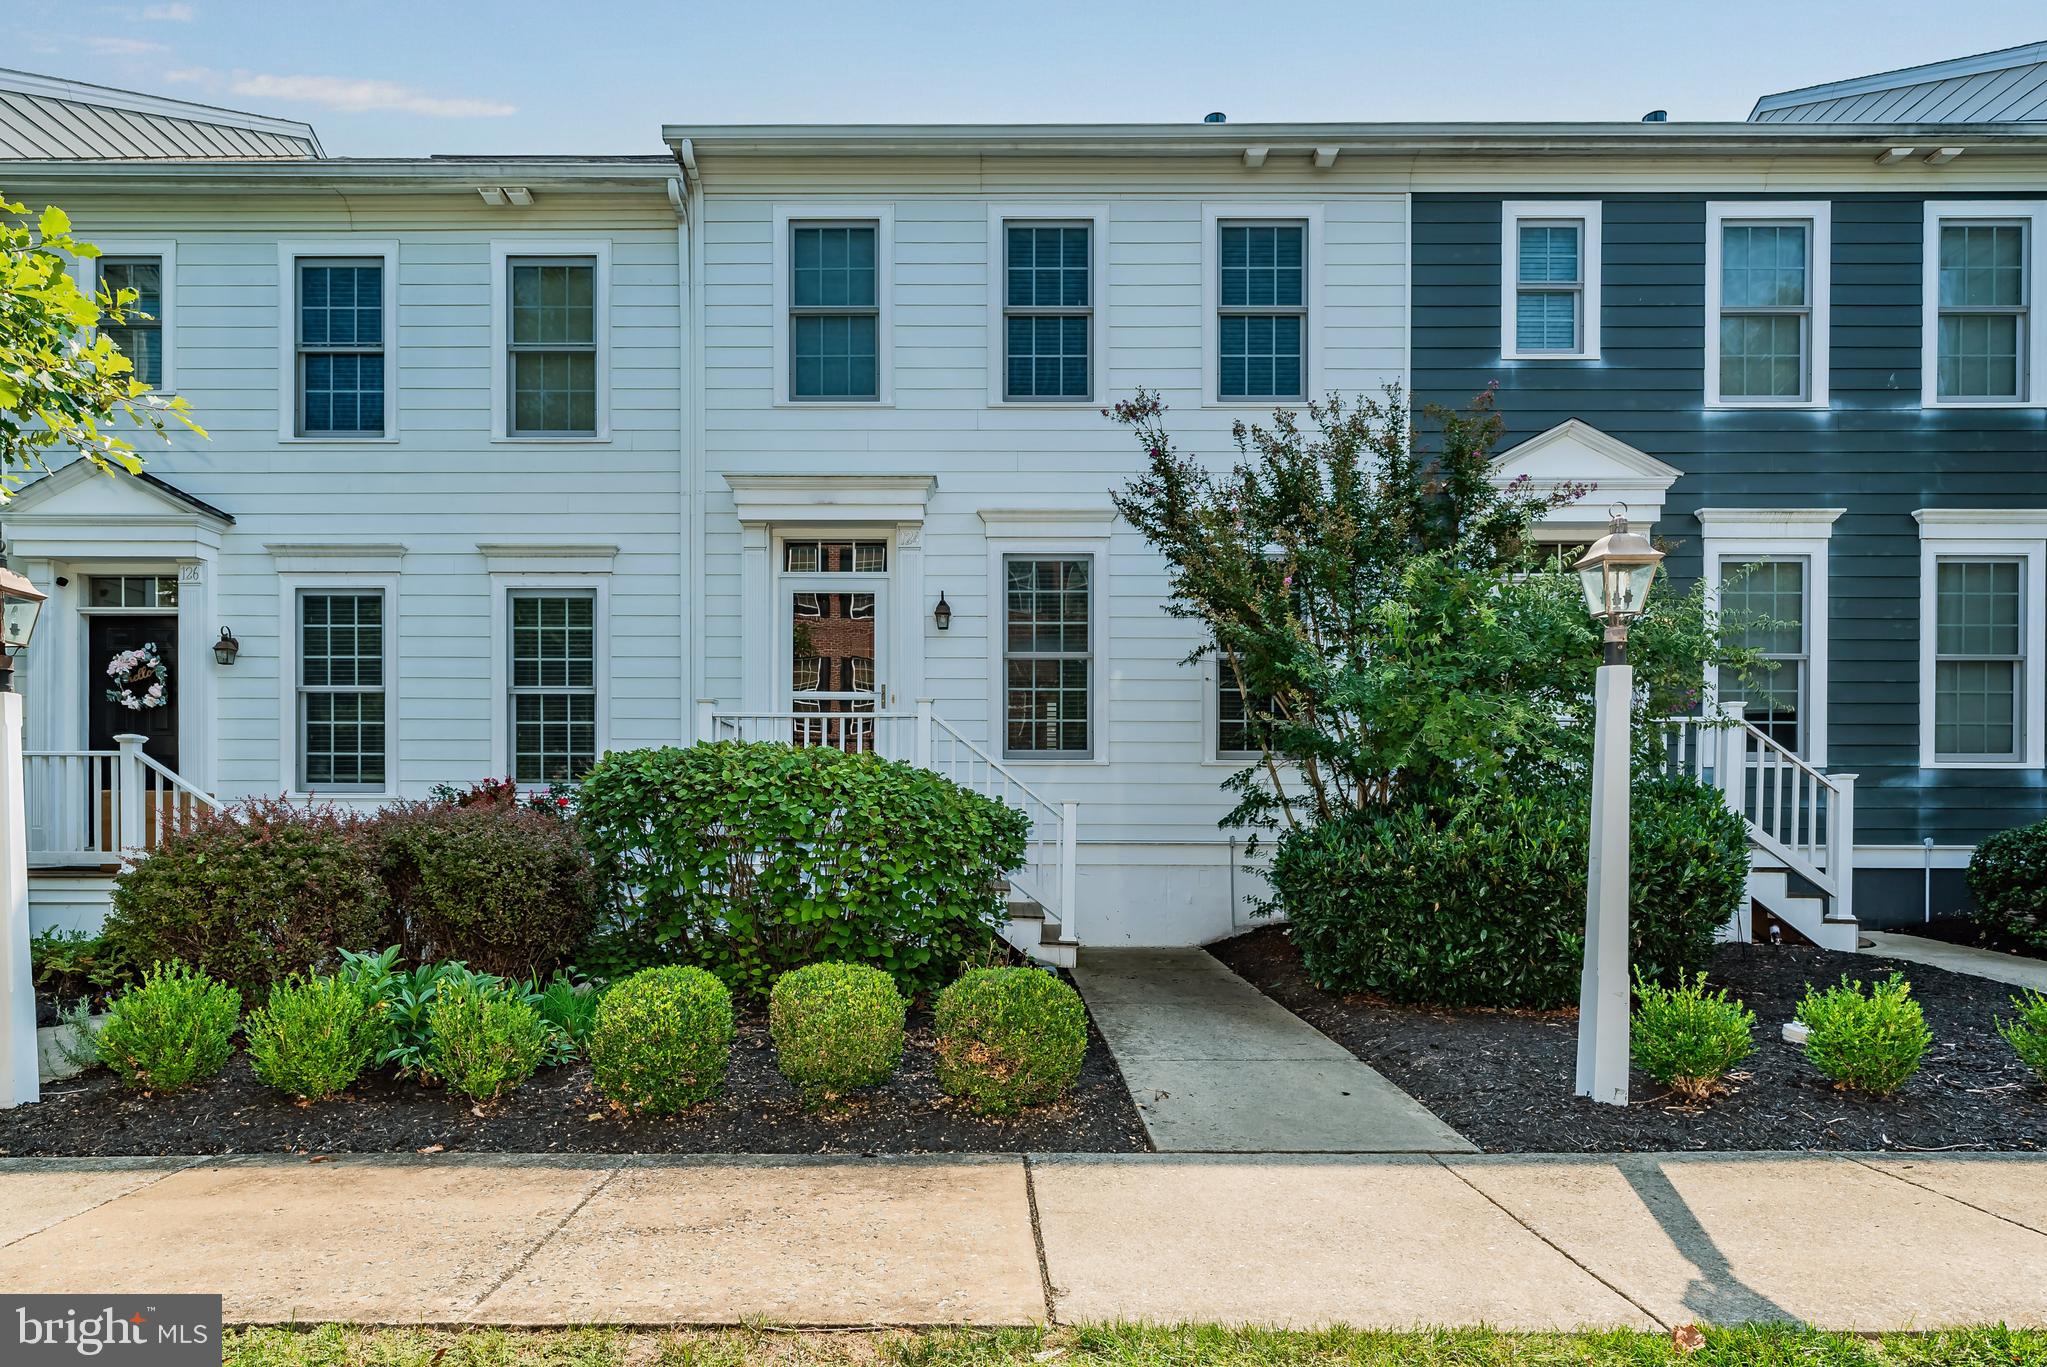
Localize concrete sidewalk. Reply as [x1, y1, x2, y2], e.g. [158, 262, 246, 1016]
[1, 1151, 2044, 1330]
[1863, 930, 2047, 992]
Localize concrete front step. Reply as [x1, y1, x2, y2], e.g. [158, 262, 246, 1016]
[1748, 863, 1858, 952]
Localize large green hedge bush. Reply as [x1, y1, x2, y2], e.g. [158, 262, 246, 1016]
[1966, 818, 2047, 951]
[576, 742, 1029, 1000]
[1273, 774, 1747, 1009]
[105, 798, 391, 994]
[374, 796, 599, 978]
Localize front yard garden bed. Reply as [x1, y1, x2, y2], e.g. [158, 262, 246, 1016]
[0, 1007, 1147, 1157]
[1211, 925, 2046, 1153]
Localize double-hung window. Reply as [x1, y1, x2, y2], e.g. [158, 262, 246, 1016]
[99, 256, 165, 388]
[507, 257, 599, 435]
[1707, 202, 1830, 407]
[1216, 664, 1274, 760]
[1501, 203, 1601, 359]
[1216, 220, 1307, 402]
[789, 222, 880, 401]
[298, 590, 386, 790]
[1933, 558, 2026, 764]
[1003, 222, 1092, 400]
[296, 259, 385, 436]
[1715, 560, 1809, 753]
[1924, 203, 2046, 406]
[509, 591, 597, 783]
[1004, 556, 1093, 757]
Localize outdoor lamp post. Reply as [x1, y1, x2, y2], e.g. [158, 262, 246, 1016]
[0, 566, 47, 1108]
[1571, 507, 1663, 1107]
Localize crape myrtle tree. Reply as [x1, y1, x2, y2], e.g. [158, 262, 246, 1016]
[1107, 384, 1751, 839]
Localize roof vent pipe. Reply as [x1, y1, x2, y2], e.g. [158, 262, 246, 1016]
[1203, 112, 1227, 123]
[1641, 110, 1668, 122]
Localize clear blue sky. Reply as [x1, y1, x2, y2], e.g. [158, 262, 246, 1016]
[8, 0, 2043, 157]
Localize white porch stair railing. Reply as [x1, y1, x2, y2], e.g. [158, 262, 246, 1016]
[1660, 702, 1859, 951]
[701, 701, 1079, 968]
[25, 733, 216, 868]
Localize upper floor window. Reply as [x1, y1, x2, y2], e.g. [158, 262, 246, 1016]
[1003, 222, 1092, 400]
[296, 259, 385, 436]
[1706, 202, 1831, 408]
[1924, 204, 2046, 407]
[790, 223, 879, 401]
[1216, 220, 1306, 402]
[99, 256, 164, 388]
[1501, 202, 1601, 360]
[508, 257, 598, 435]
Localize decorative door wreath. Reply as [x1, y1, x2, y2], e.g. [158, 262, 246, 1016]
[104, 643, 170, 710]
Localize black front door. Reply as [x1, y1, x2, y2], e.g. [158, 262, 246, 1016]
[88, 616, 179, 773]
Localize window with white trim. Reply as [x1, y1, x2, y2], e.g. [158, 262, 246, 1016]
[1216, 664, 1273, 759]
[1933, 557, 2025, 764]
[1216, 221, 1307, 402]
[789, 222, 880, 401]
[1004, 555, 1092, 757]
[1002, 221, 1092, 400]
[297, 590, 386, 790]
[1716, 559, 1808, 752]
[98, 256, 164, 389]
[509, 590, 597, 783]
[295, 259, 385, 436]
[1706, 202, 1831, 408]
[507, 257, 598, 435]
[1501, 202, 1602, 359]
[1935, 219, 2029, 402]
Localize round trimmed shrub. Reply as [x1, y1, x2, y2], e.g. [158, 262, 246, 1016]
[1796, 973, 1932, 1095]
[424, 981, 552, 1102]
[374, 798, 599, 979]
[769, 962, 907, 1105]
[933, 968, 1086, 1114]
[576, 743, 1030, 1000]
[104, 797, 390, 995]
[1966, 818, 2047, 951]
[245, 973, 386, 1101]
[1630, 971, 1756, 1101]
[95, 962, 241, 1092]
[589, 965, 734, 1113]
[1272, 775, 1747, 1009]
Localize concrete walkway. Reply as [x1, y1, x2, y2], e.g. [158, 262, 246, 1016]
[1, 1152, 2045, 1330]
[1864, 930, 2047, 993]
[1071, 949, 1473, 1152]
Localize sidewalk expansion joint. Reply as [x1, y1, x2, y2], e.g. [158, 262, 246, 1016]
[1847, 1154, 2047, 1240]
[0, 1156, 208, 1253]
[1021, 1154, 1059, 1325]
[462, 1157, 626, 1313]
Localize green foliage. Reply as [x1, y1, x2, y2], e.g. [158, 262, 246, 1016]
[932, 968, 1087, 1114]
[1796, 973, 1933, 1095]
[576, 743, 1029, 1001]
[95, 962, 240, 1092]
[1274, 775, 1746, 1009]
[0, 197, 203, 491]
[1631, 971, 1757, 1100]
[106, 797, 391, 995]
[588, 965, 734, 1114]
[373, 796, 599, 979]
[244, 974, 385, 1101]
[534, 975, 604, 1048]
[768, 961, 907, 1106]
[1997, 990, 2047, 1083]
[1966, 818, 2047, 951]
[30, 928, 136, 1006]
[338, 946, 576, 1079]
[424, 980, 551, 1102]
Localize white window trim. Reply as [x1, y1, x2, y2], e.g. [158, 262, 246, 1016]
[1200, 203, 1325, 410]
[1914, 509, 2047, 770]
[276, 570, 400, 800]
[771, 205, 894, 408]
[981, 510, 1113, 766]
[1698, 508, 1842, 767]
[1920, 200, 2047, 409]
[1500, 201, 1602, 361]
[1704, 201, 1832, 410]
[488, 574, 612, 785]
[75, 238, 177, 395]
[275, 240, 399, 443]
[489, 239, 613, 442]
[985, 204, 1110, 408]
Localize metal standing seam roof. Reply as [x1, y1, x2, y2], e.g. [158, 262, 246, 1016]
[1751, 40, 2047, 123]
[0, 67, 320, 160]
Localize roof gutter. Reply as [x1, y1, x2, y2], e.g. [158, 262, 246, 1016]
[0, 159, 683, 193]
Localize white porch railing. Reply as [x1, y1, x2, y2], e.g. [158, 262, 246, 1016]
[24, 733, 216, 868]
[1659, 701, 1857, 923]
[700, 701, 1079, 945]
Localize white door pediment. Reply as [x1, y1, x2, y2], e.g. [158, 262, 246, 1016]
[1489, 419, 1681, 538]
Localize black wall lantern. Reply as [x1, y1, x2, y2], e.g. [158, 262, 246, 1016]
[213, 626, 241, 666]
[933, 591, 952, 631]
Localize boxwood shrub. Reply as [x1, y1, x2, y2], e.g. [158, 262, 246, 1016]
[1966, 818, 2047, 951]
[244, 973, 385, 1101]
[1796, 973, 1932, 1095]
[588, 964, 734, 1113]
[424, 980, 553, 1102]
[769, 961, 907, 1106]
[1272, 774, 1747, 1009]
[933, 968, 1087, 1114]
[576, 742, 1030, 1000]
[95, 962, 241, 1092]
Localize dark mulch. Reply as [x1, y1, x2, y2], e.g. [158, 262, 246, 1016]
[1890, 915, 2047, 964]
[1210, 924, 2047, 1154]
[0, 1009, 1148, 1157]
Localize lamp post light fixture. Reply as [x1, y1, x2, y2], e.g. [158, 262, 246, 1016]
[0, 567, 47, 694]
[0, 566, 43, 1107]
[1570, 506, 1664, 1107]
[213, 626, 241, 666]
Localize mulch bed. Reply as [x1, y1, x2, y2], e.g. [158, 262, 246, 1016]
[1210, 924, 2047, 1153]
[0, 1008, 1148, 1157]
[1889, 916, 2047, 964]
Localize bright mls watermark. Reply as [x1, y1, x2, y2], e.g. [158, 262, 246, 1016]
[3, 1295, 221, 1365]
